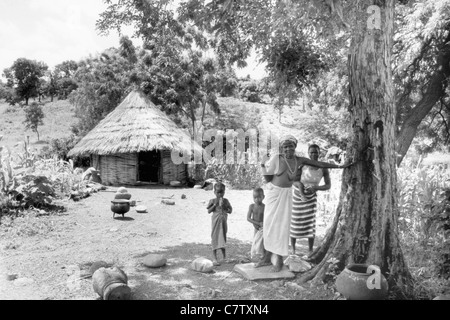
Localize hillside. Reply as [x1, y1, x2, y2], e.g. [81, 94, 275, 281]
[0, 99, 77, 155]
[0, 96, 315, 158]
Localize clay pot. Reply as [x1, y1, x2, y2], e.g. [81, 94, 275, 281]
[335, 264, 388, 300]
[111, 199, 130, 217]
[92, 267, 131, 300]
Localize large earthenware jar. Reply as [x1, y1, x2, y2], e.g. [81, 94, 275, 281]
[92, 267, 131, 300]
[335, 264, 388, 300]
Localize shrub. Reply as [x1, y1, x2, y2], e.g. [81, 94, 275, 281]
[397, 162, 450, 296]
[0, 141, 84, 219]
[38, 135, 89, 167]
[23, 102, 45, 141]
[204, 150, 264, 189]
[239, 80, 263, 103]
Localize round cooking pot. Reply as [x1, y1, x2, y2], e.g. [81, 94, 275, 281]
[111, 199, 130, 218]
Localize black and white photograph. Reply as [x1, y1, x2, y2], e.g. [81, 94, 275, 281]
[0, 0, 449, 307]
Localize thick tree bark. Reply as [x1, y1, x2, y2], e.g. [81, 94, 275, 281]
[299, 0, 414, 298]
[396, 34, 450, 166]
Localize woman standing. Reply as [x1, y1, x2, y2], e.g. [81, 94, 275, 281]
[290, 144, 330, 256]
[258, 136, 347, 272]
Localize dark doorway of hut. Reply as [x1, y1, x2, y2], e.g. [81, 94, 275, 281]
[138, 150, 160, 183]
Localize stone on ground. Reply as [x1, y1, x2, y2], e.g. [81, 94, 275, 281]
[283, 255, 312, 273]
[143, 254, 167, 268]
[191, 257, 214, 273]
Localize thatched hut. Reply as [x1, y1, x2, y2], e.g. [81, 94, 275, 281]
[67, 90, 200, 186]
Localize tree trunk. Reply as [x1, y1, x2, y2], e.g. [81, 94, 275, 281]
[299, 0, 414, 298]
[396, 33, 450, 166]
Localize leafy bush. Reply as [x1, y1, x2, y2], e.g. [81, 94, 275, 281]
[3, 88, 22, 106]
[204, 150, 264, 189]
[23, 102, 45, 141]
[239, 79, 263, 103]
[0, 140, 86, 219]
[427, 189, 450, 279]
[397, 163, 450, 296]
[38, 135, 89, 167]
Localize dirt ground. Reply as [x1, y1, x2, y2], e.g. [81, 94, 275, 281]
[0, 185, 332, 300]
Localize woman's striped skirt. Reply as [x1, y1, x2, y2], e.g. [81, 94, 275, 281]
[290, 186, 317, 239]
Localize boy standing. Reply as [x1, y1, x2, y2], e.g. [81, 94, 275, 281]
[247, 187, 265, 261]
[207, 182, 232, 266]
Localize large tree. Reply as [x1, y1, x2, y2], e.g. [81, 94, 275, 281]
[302, 0, 413, 293]
[2, 58, 48, 105]
[69, 49, 133, 136]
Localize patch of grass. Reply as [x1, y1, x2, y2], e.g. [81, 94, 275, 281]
[0, 210, 56, 239]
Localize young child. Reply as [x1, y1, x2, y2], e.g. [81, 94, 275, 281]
[247, 187, 265, 261]
[207, 182, 233, 266]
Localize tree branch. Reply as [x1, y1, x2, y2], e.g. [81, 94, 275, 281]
[396, 30, 450, 165]
[437, 99, 450, 144]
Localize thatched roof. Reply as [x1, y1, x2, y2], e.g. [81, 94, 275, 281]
[68, 90, 201, 157]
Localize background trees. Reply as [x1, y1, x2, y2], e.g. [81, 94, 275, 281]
[2, 58, 48, 105]
[53, 60, 79, 100]
[91, 1, 243, 140]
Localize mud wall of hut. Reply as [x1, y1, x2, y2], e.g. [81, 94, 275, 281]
[91, 151, 186, 186]
[161, 150, 187, 185]
[91, 153, 138, 186]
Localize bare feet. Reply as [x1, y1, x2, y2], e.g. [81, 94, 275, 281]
[269, 264, 283, 273]
[254, 260, 271, 268]
[268, 255, 283, 272]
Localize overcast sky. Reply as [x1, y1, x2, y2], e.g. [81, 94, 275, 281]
[0, 0, 266, 80]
